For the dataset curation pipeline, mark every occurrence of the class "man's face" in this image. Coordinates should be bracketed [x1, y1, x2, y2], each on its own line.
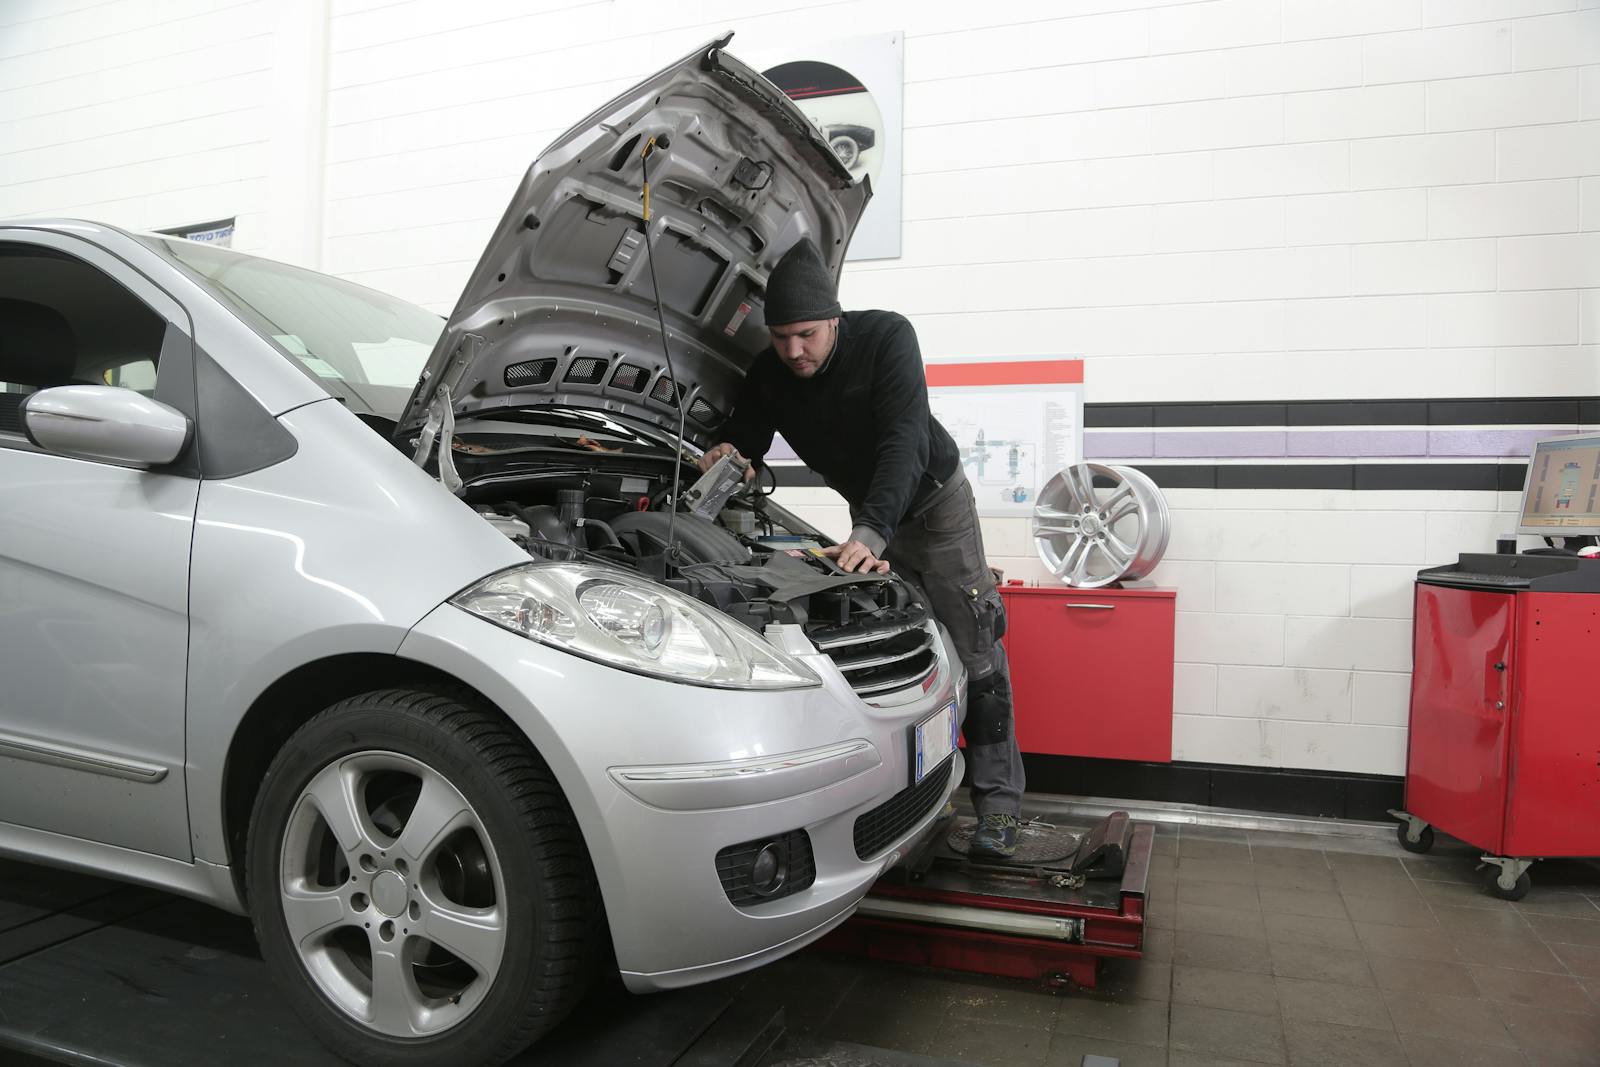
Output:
[769, 318, 838, 378]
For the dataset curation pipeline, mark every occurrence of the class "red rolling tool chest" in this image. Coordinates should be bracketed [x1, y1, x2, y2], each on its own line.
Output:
[1393, 553, 1600, 899]
[999, 583, 1176, 762]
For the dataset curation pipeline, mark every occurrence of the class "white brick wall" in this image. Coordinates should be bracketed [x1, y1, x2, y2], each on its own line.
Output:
[4, 0, 1597, 776]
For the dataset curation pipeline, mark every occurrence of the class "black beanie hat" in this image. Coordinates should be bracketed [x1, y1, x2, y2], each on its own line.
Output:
[763, 238, 841, 326]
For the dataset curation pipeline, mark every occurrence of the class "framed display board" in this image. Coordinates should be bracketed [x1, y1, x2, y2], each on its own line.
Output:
[926, 358, 1085, 517]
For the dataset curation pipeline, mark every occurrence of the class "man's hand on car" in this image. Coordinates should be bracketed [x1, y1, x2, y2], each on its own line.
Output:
[699, 442, 756, 481]
[823, 540, 890, 574]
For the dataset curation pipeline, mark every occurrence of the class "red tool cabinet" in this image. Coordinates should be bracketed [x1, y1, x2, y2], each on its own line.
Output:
[1397, 553, 1600, 898]
[999, 584, 1176, 763]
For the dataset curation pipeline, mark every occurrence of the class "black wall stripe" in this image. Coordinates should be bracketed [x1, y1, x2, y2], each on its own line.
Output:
[1086, 395, 1600, 429]
[770, 463, 1529, 492]
[1006, 755, 1404, 822]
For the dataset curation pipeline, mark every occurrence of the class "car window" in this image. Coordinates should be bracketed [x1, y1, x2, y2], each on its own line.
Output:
[0, 245, 168, 439]
[145, 237, 443, 419]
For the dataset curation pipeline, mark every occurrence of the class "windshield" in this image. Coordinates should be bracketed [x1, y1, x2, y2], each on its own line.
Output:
[144, 236, 442, 418]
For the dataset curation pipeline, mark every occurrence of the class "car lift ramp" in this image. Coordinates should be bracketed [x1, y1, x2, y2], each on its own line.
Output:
[818, 812, 1152, 989]
[0, 859, 780, 1067]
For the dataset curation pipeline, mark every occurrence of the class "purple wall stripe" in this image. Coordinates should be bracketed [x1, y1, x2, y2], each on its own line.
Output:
[1085, 425, 1581, 461]
[1080, 430, 1154, 458]
[1288, 430, 1429, 457]
[1153, 430, 1289, 458]
[1425, 427, 1576, 457]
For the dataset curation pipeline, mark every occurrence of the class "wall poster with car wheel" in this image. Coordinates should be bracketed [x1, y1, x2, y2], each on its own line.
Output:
[755, 32, 903, 261]
[925, 359, 1086, 517]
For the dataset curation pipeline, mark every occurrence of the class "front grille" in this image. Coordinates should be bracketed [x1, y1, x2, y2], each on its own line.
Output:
[817, 622, 938, 697]
[805, 581, 937, 699]
[503, 358, 556, 386]
[715, 829, 815, 907]
[853, 755, 955, 860]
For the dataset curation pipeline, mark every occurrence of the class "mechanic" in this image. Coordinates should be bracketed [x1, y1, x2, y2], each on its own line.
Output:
[700, 239, 1026, 858]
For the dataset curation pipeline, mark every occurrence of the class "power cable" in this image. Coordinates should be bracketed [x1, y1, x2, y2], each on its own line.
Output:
[639, 134, 689, 569]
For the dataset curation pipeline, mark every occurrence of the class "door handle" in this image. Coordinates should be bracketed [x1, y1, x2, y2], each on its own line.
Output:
[1065, 603, 1116, 610]
[1494, 662, 1506, 671]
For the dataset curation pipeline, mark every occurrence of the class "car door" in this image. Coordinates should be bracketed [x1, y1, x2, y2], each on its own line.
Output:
[0, 230, 198, 860]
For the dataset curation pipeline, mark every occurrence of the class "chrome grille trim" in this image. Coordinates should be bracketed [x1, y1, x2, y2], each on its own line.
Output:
[810, 620, 925, 651]
[814, 622, 938, 697]
[849, 660, 938, 696]
[831, 630, 936, 673]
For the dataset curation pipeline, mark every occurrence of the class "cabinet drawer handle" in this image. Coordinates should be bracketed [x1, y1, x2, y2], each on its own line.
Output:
[1066, 603, 1117, 610]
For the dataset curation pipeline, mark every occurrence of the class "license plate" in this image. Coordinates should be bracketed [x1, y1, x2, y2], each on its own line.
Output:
[912, 700, 959, 785]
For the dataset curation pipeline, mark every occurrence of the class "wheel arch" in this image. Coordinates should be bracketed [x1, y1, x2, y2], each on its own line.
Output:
[221, 653, 568, 909]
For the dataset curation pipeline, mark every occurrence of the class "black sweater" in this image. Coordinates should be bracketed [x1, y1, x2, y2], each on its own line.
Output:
[719, 310, 960, 554]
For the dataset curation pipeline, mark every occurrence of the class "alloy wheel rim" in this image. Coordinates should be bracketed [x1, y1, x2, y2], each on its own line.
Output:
[279, 750, 507, 1038]
[1033, 463, 1171, 587]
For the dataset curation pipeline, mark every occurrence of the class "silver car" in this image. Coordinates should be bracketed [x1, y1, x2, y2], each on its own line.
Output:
[0, 36, 964, 1067]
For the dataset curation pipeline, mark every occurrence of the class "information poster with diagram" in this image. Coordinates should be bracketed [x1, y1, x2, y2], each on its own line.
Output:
[927, 362, 1084, 517]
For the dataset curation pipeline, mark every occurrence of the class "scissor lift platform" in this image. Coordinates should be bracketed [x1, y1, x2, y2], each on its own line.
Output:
[818, 812, 1153, 989]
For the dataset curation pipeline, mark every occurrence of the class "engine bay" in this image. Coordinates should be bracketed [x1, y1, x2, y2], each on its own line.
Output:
[445, 426, 940, 699]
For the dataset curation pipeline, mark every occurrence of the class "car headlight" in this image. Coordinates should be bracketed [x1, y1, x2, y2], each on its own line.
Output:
[451, 563, 821, 690]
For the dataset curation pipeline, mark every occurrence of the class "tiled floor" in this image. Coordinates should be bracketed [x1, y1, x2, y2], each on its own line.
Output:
[740, 821, 1600, 1067]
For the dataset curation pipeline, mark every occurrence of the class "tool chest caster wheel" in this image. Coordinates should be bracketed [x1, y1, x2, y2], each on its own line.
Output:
[1481, 860, 1533, 901]
[1396, 822, 1434, 854]
[1389, 810, 1434, 854]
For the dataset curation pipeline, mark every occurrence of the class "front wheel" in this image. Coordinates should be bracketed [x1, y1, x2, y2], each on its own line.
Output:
[247, 688, 600, 1067]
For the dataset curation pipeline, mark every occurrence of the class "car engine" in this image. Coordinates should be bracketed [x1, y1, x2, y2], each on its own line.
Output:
[452, 441, 940, 699]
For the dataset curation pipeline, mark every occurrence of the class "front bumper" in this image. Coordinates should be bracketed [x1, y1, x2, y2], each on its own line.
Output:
[397, 603, 966, 991]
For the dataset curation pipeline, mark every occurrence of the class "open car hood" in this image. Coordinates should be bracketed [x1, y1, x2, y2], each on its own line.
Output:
[396, 33, 871, 448]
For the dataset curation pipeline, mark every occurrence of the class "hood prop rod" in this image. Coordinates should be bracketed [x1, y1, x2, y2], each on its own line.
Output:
[640, 133, 689, 570]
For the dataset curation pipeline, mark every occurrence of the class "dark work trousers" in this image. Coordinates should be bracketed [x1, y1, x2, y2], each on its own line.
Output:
[883, 469, 1025, 818]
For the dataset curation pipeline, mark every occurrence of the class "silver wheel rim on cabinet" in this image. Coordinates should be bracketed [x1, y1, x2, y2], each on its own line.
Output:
[279, 750, 507, 1038]
[1032, 463, 1171, 588]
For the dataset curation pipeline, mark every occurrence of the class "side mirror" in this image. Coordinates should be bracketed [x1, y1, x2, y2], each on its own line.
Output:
[22, 386, 192, 469]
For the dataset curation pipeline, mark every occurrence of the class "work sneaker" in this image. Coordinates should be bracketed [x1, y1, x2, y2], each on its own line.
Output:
[969, 813, 1019, 859]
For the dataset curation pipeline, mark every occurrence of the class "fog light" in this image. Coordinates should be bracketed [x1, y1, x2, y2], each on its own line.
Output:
[750, 842, 787, 896]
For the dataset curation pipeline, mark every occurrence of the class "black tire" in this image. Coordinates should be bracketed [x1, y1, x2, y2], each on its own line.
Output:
[1484, 866, 1532, 902]
[1396, 822, 1434, 854]
[246, 688, 601, 1067]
